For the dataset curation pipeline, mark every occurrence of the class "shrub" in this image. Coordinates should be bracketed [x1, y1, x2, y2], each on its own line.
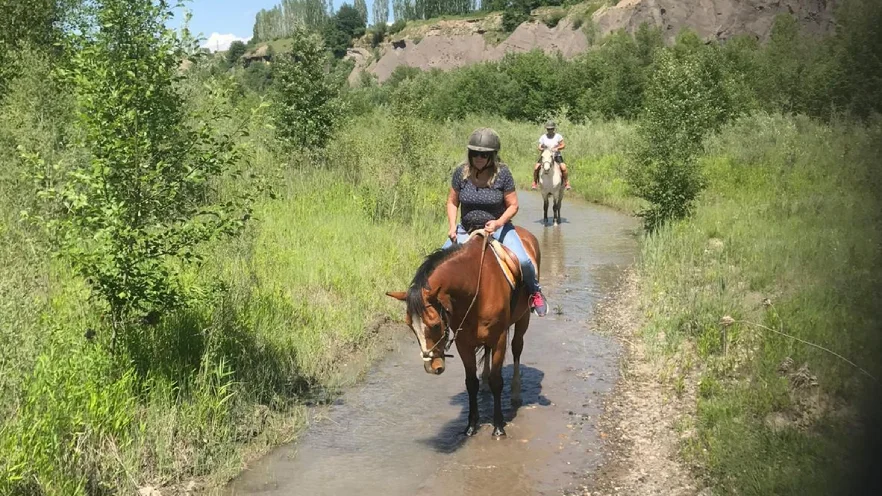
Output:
[272, 29, 348, 150]
[25, 0, 259, 345]
[543, 10, 565, 28]
[627, 37, 737, 231]
[502, 7, 529, 33]
[389, 19, 407, 34]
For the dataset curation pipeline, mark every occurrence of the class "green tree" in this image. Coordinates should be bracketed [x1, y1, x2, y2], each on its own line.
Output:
[354, 0, 368, 25]
[627, 39, 735, 231]
[226, 39, 247, 65]
[273, 28, 347, 150]
[372, 0, 390, 26]
[26, 0, 259, 344]
[323, 3, 366, 57]
[497, 50, 564, 121]
[831, 0, 882, 118]
[335, 3, 367, 38]
[0, 0, 84, 96]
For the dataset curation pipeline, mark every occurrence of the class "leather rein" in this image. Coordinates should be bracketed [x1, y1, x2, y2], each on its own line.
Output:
[421, 230, 489, 362]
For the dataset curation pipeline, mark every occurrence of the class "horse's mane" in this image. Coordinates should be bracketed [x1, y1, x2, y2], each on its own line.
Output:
[406, 242, 467, 317]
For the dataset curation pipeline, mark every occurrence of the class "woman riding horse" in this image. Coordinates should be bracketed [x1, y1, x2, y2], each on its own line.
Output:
[386, 128, 546, 437]
[444, 128, 547, 317]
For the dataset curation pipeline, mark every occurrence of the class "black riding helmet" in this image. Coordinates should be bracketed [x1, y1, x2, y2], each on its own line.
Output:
[467, 128, 501, 152]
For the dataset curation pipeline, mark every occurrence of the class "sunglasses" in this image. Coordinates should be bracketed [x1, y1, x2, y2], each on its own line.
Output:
[469, 151, 493, 158]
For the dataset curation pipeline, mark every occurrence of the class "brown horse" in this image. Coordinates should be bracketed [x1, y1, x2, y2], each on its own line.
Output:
[386, 227, 540, 437]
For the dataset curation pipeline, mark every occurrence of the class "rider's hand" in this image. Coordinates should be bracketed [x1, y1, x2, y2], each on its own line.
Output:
[448, 226, 458, 243]
[484, 220, 500, 234]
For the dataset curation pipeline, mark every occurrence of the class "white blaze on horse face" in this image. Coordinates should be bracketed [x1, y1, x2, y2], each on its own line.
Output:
[410, 312, 430, 359]
[541, 149, 554, 172]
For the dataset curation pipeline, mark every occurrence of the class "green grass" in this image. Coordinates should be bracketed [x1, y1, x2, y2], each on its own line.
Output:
[636, 114, 882, 494]
[0, 105, 443, 493]
[4, 80, 878, 494]
[0, 100, 650, 492]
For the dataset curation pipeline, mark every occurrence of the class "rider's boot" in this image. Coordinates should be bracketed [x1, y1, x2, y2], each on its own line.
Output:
[530, 291, 548, 317]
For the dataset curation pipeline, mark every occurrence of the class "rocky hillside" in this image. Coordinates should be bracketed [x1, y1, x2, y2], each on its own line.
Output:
[348, 0, 838, 84]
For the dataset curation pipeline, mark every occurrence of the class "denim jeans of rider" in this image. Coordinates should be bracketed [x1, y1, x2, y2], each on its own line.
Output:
[442, 223, 541, 293]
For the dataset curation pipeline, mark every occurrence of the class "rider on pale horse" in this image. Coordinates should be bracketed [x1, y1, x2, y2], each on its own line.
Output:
[531, 121, 571, 191]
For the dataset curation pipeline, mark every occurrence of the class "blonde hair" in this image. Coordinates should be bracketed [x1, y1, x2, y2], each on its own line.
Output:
[462, 152, 501, 186]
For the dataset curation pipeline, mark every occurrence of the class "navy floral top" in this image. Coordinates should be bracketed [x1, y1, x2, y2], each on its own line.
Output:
[451, 163, 516, 232]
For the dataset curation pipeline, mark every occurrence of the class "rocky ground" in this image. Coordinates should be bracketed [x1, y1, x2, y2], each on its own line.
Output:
[577, 269, 706, 496]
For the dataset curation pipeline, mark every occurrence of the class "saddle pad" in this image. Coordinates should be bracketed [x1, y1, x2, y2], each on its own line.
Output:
[467, 229, 537, 291]
[489, 240, 518, 290]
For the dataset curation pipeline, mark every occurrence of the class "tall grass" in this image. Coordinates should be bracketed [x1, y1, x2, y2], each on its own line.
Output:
[0, 56, 647, 489]
[0, 100, 444, 492]
[635, 114, 882, 495]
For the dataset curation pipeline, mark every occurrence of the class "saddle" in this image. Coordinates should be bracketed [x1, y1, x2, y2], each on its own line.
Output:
[467, 229, 536, 290]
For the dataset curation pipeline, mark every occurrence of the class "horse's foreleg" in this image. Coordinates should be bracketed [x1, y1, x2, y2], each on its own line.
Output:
[457, 340, 480, 436]
[480, 345, 491, 392]
[543, 196, 549, 225]
[489, 332, 508, 437]
[511, 314, 530, 407]
[554, 193, 563, 226]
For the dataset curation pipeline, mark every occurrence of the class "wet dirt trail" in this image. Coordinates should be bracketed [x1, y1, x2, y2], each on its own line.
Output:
[227, 192, 639, 496]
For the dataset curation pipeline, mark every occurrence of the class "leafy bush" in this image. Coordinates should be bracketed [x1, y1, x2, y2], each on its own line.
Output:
[564, 29, 655, 122]
[25, 0, 259, 345]
[626, 34, 738, 231]
[543, 9, 565, 28]
[389, 18, 407, 34]
[502, 7, 529, 32]
[226, 40, 247, 65]
[369, 22, 387, 47]
[272, 28, 348, 150]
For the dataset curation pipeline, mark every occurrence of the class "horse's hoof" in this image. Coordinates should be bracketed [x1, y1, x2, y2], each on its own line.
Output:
[492, 426, 506, 438]
[465, 425, 479, 437]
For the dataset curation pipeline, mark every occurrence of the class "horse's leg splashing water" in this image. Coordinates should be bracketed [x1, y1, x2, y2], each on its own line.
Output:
[457, 340, 481, 436]
[511, 313, 530, 406]
[489, 331, 509, 437]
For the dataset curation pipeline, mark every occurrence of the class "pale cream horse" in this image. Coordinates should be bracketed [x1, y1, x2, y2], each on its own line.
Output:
[538, 147, 563, 226]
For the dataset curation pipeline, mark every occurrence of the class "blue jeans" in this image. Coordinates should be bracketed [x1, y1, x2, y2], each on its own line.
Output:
[443, 223, 541, 294]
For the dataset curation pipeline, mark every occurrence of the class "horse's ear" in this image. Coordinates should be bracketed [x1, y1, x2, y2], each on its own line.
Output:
[386, 291, 407, 302]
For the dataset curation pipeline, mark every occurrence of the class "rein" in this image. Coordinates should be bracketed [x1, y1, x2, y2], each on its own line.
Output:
[422, 230, 490, 361]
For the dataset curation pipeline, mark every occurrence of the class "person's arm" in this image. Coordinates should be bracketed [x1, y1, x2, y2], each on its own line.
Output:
[556, 138, 566, 151]
[485, 170, 518, 233]
[538, 136, 545, 151]
[447, 187, 460, 241]
[497, 191, 519, 225]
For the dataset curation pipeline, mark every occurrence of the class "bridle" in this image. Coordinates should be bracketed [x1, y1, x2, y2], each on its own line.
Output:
[420, 232, 489, 362]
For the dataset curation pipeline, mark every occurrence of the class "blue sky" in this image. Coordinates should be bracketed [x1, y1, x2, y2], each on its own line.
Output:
[171, 0, 385, 51]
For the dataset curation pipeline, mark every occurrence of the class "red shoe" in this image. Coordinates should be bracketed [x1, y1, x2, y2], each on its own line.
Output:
[531, 181, 538, 190]
[530, 292, 547, 317]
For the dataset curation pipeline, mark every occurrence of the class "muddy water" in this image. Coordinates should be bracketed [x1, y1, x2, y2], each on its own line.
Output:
[227, 192, 639, 496]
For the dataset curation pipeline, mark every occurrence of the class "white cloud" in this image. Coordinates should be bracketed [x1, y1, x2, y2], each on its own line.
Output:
[201, 33, 252, 52]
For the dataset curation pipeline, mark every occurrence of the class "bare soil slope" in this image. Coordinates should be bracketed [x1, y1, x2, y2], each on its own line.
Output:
[350, 0, 838, 83]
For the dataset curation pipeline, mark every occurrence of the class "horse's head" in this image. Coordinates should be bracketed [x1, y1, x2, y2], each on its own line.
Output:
[386, 289, 452, 375]
[540, 148, 555, 173]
